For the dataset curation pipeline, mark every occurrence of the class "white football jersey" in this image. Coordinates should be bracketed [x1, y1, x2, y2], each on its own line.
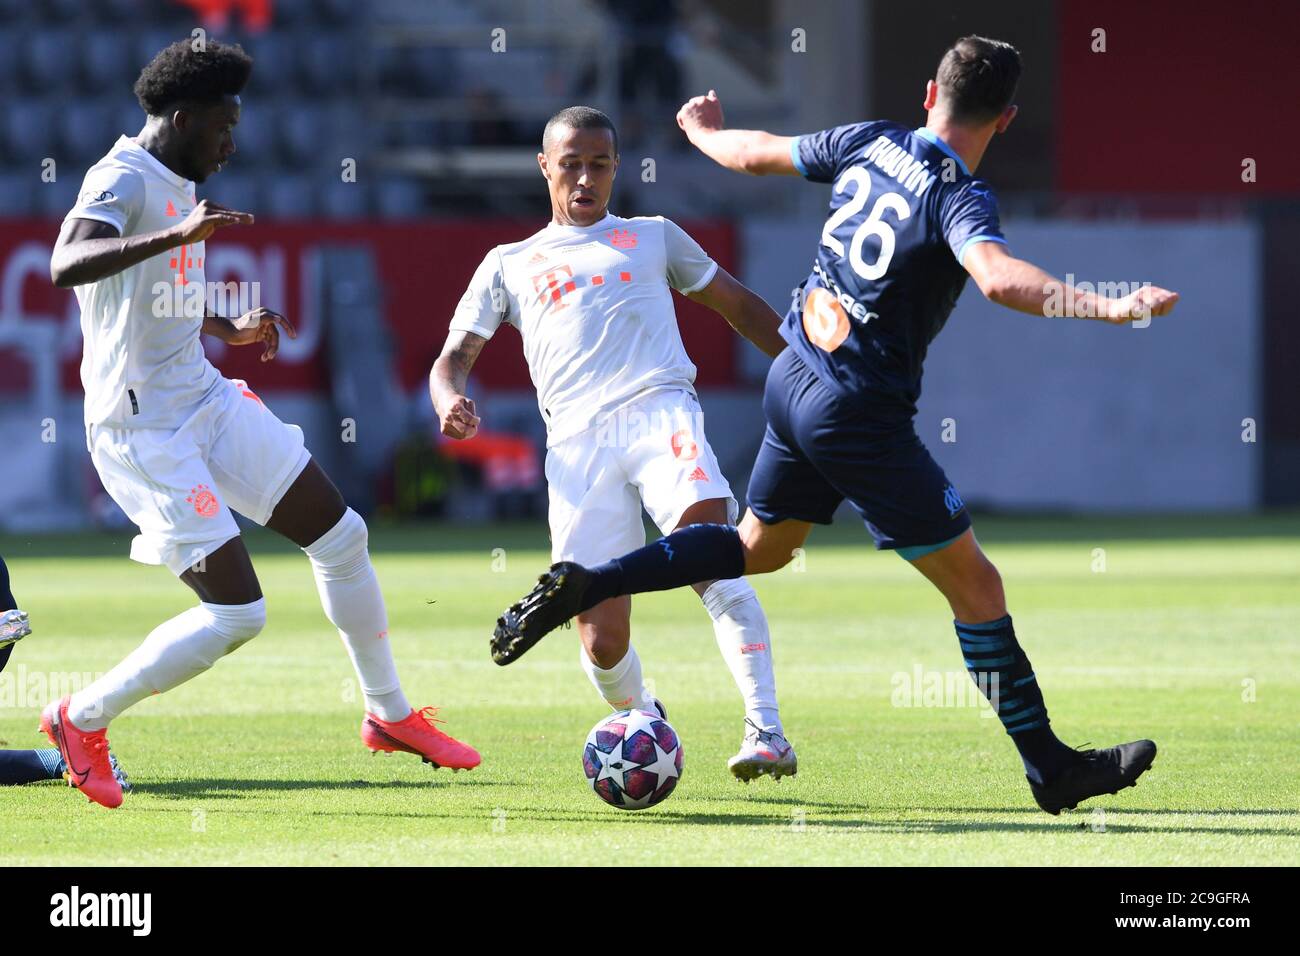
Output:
[449, 213, 719, 445]
[64, 135, 222, 432]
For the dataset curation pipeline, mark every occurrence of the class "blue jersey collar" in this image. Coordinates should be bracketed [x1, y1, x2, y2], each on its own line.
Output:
[913, 127, 970, 178]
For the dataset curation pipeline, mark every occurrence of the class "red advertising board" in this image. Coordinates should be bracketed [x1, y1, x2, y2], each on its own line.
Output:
[1057, 0, 1300, 195]
[0, 218, 738, 398]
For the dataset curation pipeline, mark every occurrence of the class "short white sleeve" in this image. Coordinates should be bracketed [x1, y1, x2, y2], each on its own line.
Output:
[449, 247, 511, 339]
[662, 218, 718, 294]
[64, 163, 145, 234]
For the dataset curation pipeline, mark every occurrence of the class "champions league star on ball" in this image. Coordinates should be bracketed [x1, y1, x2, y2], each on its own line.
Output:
[583, 708, 683, 810]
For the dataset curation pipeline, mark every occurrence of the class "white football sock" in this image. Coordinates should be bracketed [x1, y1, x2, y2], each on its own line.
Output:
[701, 579, 783, 735]
[579, 642, 655, 711]
[303, 508, 410, 722]
[67, 599, 266, 731]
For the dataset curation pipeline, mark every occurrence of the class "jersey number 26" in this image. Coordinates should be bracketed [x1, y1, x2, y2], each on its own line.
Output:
[820, 168, 911, 281]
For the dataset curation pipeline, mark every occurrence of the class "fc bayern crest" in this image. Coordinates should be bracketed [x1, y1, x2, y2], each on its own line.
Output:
[583, 709, 683, 810]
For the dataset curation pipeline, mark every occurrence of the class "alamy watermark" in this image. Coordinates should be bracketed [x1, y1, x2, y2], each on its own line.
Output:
[593, 406, 709, 453]
[1044, 275, 1154, 326]
[152, 279, 261, 319]
[890, 665, 1000, 716]
[0, 665, 105, 712]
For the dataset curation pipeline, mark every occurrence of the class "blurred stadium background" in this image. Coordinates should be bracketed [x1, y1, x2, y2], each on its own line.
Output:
[1, 0, 1297, 534]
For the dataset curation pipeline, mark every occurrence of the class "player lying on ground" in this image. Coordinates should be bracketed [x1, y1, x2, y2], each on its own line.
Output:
[494, 37, 1176, 815]
[45, 39, 479, 809]
[0, 555, 130, 791]
[432, 106, 795, 781]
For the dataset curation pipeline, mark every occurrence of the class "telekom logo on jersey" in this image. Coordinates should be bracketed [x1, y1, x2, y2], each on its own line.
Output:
[531, 263, 632, 311]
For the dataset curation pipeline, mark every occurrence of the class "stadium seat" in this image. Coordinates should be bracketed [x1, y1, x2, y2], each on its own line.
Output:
[261, 173, 315, 219]
[38, 177, 81, 219]
[268, 0, 314, 27]
[314, 0, 358, 25]
[241, 31, 295, 96]
[374, 43, 458, 99]
[382, 116, 441, 151]
[298, 32, 357, 96]
[21, 29, 78, 94]
[458, 49, 552, 101]
[0, 31, 19, 98]
[0, 0, 29, 29]
[5, 99, 59, 163]
[204, 171, 260, 213]
[36, 0, 82, 22]
[58, 102, 116, 166]
[374, 177, 425, 219]
[134, 28, 184, 77]
[417, 0, 484, 27]
[278, 105, 325, 167]
[229, 101, 277, 167]
[410, 45, 460, 98]
[371, 40, 405, 94]
[316, 101, 369, 181]
[116, 100, 146, 140]
[319, 177, 369, 220]
[80, 30, 133, 93]
[90, 0, 149, 24]
[0, 174, 35, 216]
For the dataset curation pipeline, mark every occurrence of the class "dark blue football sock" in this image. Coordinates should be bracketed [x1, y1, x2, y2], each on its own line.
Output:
[579, 523, 746, 613]
[956, 615, 1079, 785]
[0, 748, 63, 785]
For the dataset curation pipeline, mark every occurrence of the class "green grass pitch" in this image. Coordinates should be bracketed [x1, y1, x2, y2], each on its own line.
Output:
[1, 514, 1297, 866]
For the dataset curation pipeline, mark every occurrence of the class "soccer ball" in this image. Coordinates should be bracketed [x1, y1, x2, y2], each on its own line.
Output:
[583, 709, 683, 810]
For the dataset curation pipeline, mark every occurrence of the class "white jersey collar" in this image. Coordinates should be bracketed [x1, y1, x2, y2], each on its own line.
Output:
[545, 212, 616, 235]
[117, 135, 193, 191]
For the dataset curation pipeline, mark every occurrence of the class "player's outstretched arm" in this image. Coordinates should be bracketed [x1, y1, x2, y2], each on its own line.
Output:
[430, 330, 487, 439]
[50, 200, 254, 289]
[688, 267, 787, 357]
[677, 90, 799, 176]
[963, 241, 1179, 324]
[203, 307, 297, 362]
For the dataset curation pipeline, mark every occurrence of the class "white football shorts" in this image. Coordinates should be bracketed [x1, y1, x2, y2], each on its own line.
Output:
[88, 377, 311, 576]
[546, 388, 738, 565]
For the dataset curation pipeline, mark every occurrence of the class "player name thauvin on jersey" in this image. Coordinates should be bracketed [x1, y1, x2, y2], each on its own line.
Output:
[860, 136, 941, 196]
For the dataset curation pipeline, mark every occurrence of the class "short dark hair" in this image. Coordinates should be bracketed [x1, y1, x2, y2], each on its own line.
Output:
[133, 38, 253, 116]
[935, 36, 1021, 124]
[542, 105, 618, 155]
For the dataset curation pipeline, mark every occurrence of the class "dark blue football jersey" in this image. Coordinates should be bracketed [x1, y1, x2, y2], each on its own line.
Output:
[784, 121, 1007, 418]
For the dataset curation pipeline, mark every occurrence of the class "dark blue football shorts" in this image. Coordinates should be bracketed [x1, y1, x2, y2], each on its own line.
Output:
[746, 347, 971, 557]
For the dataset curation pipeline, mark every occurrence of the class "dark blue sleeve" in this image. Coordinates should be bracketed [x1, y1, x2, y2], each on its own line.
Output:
[792, 122, 885, 184]
[941, 179, 1007, 265]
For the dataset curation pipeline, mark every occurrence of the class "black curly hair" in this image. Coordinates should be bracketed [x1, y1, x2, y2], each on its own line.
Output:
[133, 38, 253, 116]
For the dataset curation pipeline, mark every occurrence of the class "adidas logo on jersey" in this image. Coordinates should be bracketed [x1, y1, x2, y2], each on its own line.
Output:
[527, 251, 548, 264]
[687, 466, 709, 482]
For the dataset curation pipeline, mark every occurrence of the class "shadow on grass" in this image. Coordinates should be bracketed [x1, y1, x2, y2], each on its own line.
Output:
[849, 816, 1298, 836]
[137, 776, 510, 799]
[4, 511, 1299, 562]
[742, 795, 1300, 818]
[476, 806, 1300, 836]
[119, 780, 1300, 836]
[122, 806, 1297, 836]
